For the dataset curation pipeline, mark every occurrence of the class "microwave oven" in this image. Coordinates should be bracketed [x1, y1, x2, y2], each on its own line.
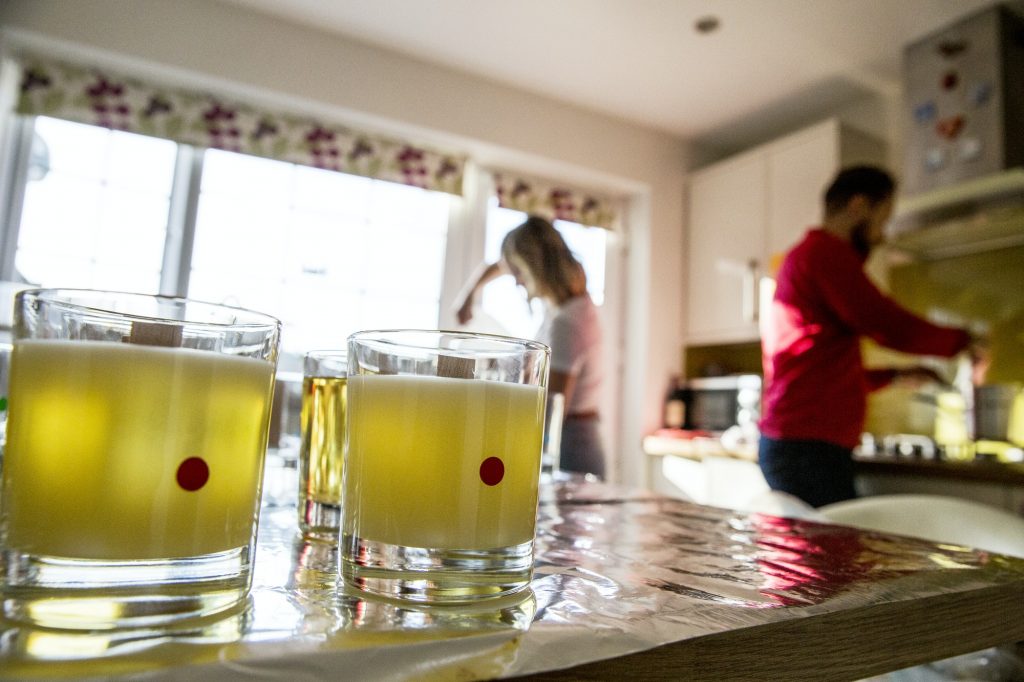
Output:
[677, 374, 762, 433]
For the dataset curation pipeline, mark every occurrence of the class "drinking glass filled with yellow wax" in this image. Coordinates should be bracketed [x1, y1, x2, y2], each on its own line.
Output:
[0, 289, 280, 630]
[345, 375, 544, 549]
[4, 341, 273, 559]
[342, 330, 549, 604]
[298, 350, 348, 537]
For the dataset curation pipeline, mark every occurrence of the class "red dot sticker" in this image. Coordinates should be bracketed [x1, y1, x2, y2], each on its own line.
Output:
[176, 457, 209, 491]
[479, 457, 504, 486]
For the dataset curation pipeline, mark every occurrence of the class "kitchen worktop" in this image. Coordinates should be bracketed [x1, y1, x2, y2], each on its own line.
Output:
[644, 432, 1024, 486]
[641, 430, 757, 462]
[854, 454, 1024, 486]
[644, 432, 1024, 514]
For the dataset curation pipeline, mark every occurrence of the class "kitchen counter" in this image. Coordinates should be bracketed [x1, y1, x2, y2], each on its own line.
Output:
[642, 432, 765, 507]
[854, 454, 1024, 486]
[641, 431, 757, 462]
[644, 432, 1024, 487]
[644, 434, 1024, 514]
[644, 433, 1024, 484]
[854, 453, 1024, 514]
[4, 475, 1024, 680]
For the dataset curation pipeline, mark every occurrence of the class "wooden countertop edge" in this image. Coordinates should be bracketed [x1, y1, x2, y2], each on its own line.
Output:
[511, 580, 1024, 681]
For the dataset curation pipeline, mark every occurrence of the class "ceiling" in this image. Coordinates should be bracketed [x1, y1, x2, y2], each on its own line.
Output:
[220, 0, 1005, 150]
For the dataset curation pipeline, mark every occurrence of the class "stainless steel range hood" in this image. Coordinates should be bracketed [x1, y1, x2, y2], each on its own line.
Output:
[889, 3, 1024, 259]
[888, 168, 1024, 259]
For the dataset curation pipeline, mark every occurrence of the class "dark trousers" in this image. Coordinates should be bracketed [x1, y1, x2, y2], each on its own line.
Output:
[758, 436, 858, 508]
[559, 418, 606, 480]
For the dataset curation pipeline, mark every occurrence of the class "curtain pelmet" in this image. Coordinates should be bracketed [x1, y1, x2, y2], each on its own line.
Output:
[493, 172, 619, 230]
[16, 56, 466, 196]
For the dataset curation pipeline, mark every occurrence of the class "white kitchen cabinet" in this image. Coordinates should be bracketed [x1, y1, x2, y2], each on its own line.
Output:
[686, 118, 886, 345]
[687, 150, 766, 343]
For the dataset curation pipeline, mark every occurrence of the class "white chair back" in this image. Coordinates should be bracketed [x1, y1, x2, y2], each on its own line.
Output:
[819, 494, 1024, 558]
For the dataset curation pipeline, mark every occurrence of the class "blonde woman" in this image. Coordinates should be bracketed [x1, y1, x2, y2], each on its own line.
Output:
[456, 216, 606, 479]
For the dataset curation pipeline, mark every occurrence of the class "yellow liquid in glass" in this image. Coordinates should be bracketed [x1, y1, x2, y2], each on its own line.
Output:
[299, 375, 347, 505]
[1, 340, 275, 560]
[344, 374, 545, 550]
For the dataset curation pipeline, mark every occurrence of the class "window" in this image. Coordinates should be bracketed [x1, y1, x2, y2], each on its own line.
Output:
[13, 117, 177, 293]
[480, 201, 608, 339]
[3, 118, 452, 361]
[1, 117, 621, 406]
[189, 150, 451, 354]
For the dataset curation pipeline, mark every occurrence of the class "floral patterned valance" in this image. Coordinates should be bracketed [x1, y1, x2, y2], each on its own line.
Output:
[15, 55, 465, 196]
[493, 171, 619, 230]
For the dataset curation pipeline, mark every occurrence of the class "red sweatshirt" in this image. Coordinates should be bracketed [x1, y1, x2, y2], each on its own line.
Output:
[760, 229, 970, 449]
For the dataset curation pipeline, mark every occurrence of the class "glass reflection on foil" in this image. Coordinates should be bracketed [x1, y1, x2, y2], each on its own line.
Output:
[280, 534, 346, 637]
[0, 606, 250, 678]
[342, 587, 537, 634]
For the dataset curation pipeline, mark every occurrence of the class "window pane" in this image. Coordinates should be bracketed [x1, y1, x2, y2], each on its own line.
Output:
[293, 164, 372, 216]
[480, 202, 607, 339]
[106, 129, 178, 193]
[189, 149, 451, 360]
[198, 148, 292, 205]
[14, 117, 175, 293]
[33, 117, 109, 181]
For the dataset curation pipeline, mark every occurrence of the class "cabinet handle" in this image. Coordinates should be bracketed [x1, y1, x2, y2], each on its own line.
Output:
[742, 259, 760, 324]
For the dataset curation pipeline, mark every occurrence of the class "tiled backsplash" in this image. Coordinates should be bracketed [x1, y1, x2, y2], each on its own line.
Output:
[865, 244, 1024, 436]
[886, 244, 1024, 383]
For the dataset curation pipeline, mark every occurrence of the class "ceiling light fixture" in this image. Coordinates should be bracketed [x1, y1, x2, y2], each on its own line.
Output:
[695, 15, 720, 34]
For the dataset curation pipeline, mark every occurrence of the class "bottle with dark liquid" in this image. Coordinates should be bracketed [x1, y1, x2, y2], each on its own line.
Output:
[663, 375, 687, 429]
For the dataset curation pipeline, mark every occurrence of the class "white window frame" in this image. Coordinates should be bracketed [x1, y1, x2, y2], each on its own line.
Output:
[159, 145, 204, 298]
[0, 116, 33, 280]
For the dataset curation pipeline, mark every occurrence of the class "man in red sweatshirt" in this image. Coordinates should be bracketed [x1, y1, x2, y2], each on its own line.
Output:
[759, 165, 983, 508]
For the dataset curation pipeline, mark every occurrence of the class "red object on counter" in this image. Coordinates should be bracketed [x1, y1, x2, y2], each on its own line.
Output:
[760, 229, 970, 450]
[652, 428, 715, 440]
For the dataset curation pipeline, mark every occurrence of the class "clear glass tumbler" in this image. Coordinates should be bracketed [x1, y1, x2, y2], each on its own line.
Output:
[298, 350, 348, 538]
[0, 289, 280, 629]
[342, 330, 549, 603]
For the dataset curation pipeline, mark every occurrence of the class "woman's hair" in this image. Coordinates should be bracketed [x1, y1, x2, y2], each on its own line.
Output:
[500, 215, 587, 303]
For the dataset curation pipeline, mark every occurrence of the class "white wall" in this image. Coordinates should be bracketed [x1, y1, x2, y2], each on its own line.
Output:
[692, 91, 901, 172]
[0, 0, 693, 487]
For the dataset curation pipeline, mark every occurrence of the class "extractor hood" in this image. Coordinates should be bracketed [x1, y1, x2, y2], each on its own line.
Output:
[887, 168, 1024, 259]
[888, 3, 1024, 259]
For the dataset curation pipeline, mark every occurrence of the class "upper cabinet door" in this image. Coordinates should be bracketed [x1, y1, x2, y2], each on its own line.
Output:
[685, 119, 886, 346]
[765, 122, 839, 270]
[686, 152, 766, 344]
